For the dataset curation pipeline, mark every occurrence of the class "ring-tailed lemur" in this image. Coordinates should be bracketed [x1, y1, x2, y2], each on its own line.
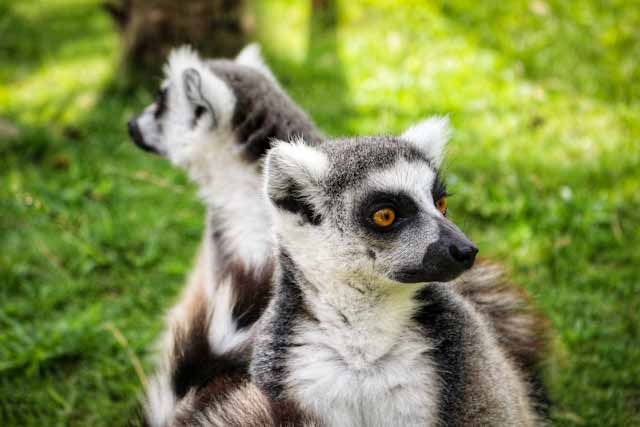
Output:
[247, 122, 544, 426]
[127, 44, 324, 426]
[128, 46, 549, 425]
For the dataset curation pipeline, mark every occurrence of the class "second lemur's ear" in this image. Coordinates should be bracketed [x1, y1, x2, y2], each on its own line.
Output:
[264, 139, 328, 225]
[235, 43, 278, 84]
[183, 68, 205, 105]
[165, 46, 236, 129]
[401, 116, 451, 168]
[182, 68, 217, 127]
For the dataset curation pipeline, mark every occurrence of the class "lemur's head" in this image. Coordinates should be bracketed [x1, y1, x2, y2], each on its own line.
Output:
[127, 44, 277, 170]
[265, 117, 477, 285]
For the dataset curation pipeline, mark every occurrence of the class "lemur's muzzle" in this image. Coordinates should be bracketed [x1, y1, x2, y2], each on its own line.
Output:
[396, 218, 478, 284]
[127, 117, 159, 154]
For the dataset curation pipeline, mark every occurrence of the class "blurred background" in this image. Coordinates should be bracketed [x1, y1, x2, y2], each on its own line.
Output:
[1, 0, 638, 425]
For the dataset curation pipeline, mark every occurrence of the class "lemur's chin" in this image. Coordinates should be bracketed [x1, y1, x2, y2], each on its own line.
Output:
[392, 268, 469, 284]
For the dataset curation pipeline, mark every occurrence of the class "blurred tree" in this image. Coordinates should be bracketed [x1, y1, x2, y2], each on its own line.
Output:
[104, 0, 249, 80]
[310, 0, 337, 50]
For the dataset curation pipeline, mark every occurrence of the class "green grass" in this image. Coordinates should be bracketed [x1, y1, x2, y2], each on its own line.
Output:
[1, 0, 638, 425]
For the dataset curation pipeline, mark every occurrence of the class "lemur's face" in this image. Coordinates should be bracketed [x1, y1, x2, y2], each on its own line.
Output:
[266, 118, 477, 285]
[127, 46, 237, 170]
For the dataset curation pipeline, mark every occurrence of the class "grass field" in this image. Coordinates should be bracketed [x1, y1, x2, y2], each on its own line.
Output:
[1, 0, 639, 425]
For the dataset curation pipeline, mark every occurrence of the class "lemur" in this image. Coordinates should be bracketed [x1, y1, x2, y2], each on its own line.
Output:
[127, 46, 549, 425]
[128, 44, 324, 426]
[248, 126, 543, 426]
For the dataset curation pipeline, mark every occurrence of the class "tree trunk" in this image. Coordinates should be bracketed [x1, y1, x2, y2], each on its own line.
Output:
[105, 0, 248, 80]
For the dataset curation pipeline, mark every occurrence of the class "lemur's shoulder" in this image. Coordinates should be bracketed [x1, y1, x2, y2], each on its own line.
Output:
[414, 283, 543, 426]
[452, 261, 552, 416]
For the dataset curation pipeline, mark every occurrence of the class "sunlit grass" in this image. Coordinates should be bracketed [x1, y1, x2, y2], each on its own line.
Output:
[1, 58, 113, 125]
[1, 0, 638, 425]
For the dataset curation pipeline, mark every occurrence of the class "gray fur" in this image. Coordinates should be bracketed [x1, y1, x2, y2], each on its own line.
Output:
[250, 250, 310, 400]
[128, 45, 324, 164]
[206, 59, 324, 159]
[321, 136, 432, 193]
[250, 135, 542, 426]
[264, 136, 465, 282]
[414, 283, 529, 425]
[131, 46, 549, 426]
[134, 45, 327, 427]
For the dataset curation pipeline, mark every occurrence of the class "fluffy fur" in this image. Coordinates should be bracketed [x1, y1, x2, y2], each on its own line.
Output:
[453, 261, 551, 415]
[146, 292, 319, 427]
[128, 46, 550, 426]
[250, 125, 544, 426]
[129, 44, 324, 426]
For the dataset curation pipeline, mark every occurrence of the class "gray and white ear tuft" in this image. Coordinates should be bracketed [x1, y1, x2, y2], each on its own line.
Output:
[164, 45, 235, 129]
[183, 68, 203, 104]
[264, 139, 328, 224]
[182, 67, 217, 127]
[401, 116, 451, 168]
[235, 43, 278, 84]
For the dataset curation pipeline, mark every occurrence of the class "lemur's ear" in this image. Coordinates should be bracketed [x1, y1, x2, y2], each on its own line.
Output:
[165, 46, 236, 129]
[264, 139, 328, 224]
[401, 116, 451, 168]
[235, 43, 278, 84]
[183, 68, 204, 105]
[182, 68, 217, 127]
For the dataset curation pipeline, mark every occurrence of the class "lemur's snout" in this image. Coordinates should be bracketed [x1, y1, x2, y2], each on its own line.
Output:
[128, 118, 142, 143]
[409, 218, 478, 283]
[128, 117, 158, 154]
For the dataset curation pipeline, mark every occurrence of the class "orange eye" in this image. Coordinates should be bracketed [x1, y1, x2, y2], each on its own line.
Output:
[435, 196, 447, 214]
[372, 208, 396, 227]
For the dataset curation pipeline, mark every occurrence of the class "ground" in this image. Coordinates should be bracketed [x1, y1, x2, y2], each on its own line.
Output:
[1, 0, 638, 425]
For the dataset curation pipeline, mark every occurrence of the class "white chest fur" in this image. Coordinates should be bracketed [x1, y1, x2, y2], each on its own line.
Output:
[191, 131, 274, 270]
[284, 291, 440, 427]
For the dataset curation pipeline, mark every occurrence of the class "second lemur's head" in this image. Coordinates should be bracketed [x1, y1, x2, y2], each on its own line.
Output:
[265, 117, 478, 285]
[126, 44, 279, 174]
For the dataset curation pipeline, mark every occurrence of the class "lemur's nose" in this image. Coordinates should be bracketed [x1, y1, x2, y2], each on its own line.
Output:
[127, 118, 143, 145]
[127, 118, 159, 154]
[449, 243, 478, 268]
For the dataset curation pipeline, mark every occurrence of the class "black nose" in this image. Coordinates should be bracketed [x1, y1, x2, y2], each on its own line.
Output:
[127, 118, 143, 145]
[449, 243, 478, 268]
[127, 118, 159, 154]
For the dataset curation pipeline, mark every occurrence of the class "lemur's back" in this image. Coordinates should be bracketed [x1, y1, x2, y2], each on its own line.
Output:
[207, 59, 325, 160]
